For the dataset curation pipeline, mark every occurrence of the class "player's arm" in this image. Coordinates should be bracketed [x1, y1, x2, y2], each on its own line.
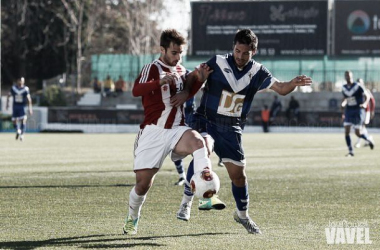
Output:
[270, 75, 312, 96]
[27, 94, 33, 115]
[132, 64, 171, 97]
[341, 97, 347, 108]
[170, 63, 213, 107]
[5, 92, 11, 110]
[341, 97, 347, 120]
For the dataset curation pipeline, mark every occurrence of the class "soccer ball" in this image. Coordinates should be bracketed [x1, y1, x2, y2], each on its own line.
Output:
[190, 168, 220, 198]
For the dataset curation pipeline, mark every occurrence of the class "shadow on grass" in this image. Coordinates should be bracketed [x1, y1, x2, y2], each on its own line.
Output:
[0, 184, 133, 189]
[0, 232, 230, 249]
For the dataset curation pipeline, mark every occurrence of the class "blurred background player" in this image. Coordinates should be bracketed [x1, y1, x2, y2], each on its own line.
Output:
[354, 78, 375, 148]
[270, 95, 282, 122]
[103, 75, 115, 96]
[176, 29, 312, 234]
[92, 77, 102, 93]
[115, 75, 127, 95]
[6, 77, 33, 141]
[341, 71, 374, 156]
[286, 96, 300, 123]
[261, 105, 270, 132]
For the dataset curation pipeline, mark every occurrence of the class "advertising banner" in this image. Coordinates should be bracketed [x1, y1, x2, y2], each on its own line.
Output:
[191, 1, 328, 57]
[334, 0, 380, 56]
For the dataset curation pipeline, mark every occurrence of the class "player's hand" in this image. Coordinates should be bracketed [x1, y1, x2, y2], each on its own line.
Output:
[29, 109, 33, 115]
[360, 103, 367, 109]
[292, 75, 312, 87]
[195, 63, 213, 82]
[170, 91, 189, 107]
[160, 73, 178, 88]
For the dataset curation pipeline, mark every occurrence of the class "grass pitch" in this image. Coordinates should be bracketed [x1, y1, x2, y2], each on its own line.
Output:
[0, 132, 379, 249]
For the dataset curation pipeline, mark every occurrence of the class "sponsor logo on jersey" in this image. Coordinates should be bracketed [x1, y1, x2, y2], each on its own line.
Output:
[217, 90, 245, 117]
[223, 68, 232, 74]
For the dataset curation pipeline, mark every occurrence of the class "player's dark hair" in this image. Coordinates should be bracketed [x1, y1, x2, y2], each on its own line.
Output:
[160, 29, 185, 50]
[234, 29, 258, 51]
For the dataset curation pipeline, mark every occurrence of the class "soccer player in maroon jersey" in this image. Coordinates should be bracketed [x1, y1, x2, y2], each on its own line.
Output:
[354, 78, 376, 148]
[122, 29, 216, 235]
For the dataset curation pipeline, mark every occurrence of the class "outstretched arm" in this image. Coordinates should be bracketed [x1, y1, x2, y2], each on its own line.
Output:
[270, 75, 312, 96]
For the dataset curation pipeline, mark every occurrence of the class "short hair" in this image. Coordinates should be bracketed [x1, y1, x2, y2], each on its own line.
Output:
[16, 77, 25, 83]
[160, 29, 185, 50]
[234, 29, 258, 50]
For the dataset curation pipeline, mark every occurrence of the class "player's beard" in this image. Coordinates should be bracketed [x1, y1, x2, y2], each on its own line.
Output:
[233, 56, 248, 69]
[162, 54, 178, 67]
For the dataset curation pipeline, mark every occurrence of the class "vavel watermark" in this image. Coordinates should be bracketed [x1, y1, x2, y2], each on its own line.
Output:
[325, 220, 372, 245]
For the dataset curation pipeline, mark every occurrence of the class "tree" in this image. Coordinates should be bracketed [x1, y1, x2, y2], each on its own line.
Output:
[1, 0, 167, 92]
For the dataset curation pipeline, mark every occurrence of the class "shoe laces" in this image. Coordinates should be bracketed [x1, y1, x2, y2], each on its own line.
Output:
[125, 217, 137, 230]
[180, 203, 191, 213]
[242, 217, 259, 231]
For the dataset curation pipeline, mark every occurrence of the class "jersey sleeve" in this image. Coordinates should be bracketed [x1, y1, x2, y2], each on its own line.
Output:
[185, 56, 217, 98]
[358, 85, 365, 95]
[132, 63, 161, 97]
[205, 56, 217, 70]
[258, 65, 278, 91]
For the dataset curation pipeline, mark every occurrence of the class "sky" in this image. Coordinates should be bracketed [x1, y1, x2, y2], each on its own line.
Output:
[159, 0, 191, 39]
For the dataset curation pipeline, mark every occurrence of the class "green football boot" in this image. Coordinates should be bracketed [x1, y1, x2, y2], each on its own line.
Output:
[123, 214, 139, 235]
[198, 195, 226, 210]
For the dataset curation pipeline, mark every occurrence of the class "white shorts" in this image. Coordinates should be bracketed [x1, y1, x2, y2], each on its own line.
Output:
[134, 124, 191, 171]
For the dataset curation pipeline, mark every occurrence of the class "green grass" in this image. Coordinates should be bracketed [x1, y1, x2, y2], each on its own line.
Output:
[0, 132, 379, 249]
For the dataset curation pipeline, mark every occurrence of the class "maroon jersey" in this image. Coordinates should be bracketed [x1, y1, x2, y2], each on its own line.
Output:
[133, 59, 189, 129]
[366, 91, 375, 113]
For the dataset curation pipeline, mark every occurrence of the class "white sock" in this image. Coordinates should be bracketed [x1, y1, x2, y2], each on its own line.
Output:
[181, 194, 193, 206]
[362, 127, 368, 137]
[128, 186, 146, 219]
[193, 147, 211, 173]
[237, 209, 248, 219]
[179, 173, 186, 179]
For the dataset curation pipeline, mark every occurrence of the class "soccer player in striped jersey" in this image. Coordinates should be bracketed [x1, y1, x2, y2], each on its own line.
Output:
[6, 77, 33, 141]
[122, 29, 216, 235]
[341, 72, 374, 156]
[176, 29, 312, 234]
[354, 78, 375, 148]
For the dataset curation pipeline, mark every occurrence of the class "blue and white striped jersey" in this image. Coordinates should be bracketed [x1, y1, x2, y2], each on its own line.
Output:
[196, 53, 278, 127]
[342, 82, 365, 110]
[10, 85, 30, 107]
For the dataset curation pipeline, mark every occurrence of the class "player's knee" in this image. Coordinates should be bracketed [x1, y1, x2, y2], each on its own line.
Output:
[231, 174, 246, 186]
[191, 136, 206, 151]
[134, 182, 150, 196]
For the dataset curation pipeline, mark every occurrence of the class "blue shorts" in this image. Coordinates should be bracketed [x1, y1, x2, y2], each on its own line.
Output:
[344, 108, 365, 128]
[191, 113, 245, 166]
[12, 106, 26, 120]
